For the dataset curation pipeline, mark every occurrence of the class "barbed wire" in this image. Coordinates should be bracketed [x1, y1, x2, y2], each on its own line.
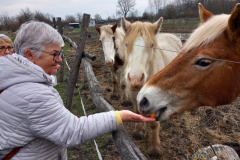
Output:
[100, 40, 240, 64]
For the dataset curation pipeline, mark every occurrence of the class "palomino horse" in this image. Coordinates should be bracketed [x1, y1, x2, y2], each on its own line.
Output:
[121, 17, 182, 155]
[95, 23, 126, 99]
[137, 3, 240, 123]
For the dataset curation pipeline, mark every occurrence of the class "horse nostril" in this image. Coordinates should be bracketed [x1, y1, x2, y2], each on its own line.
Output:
[140, 97, 149, 109]
[127, 73, 131, 82]
[140, 73, 144, 83]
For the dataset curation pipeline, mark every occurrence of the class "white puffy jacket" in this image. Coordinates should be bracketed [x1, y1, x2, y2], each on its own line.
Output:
[0, 54, 117, 160]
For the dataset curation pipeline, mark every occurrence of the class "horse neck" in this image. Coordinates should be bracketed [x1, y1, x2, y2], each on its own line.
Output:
[115, 28, 125, 45]
[151, 47, 168, 76]
[155, 33, 180, 66]
[114, 28, 125, 59]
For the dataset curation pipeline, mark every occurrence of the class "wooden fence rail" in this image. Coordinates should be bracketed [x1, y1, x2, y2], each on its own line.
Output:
[62, 35, 148, 160]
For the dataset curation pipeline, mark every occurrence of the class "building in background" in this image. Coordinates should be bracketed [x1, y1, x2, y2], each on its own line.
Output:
[69, 23, 80, 28]
[89, 20, 95, 27]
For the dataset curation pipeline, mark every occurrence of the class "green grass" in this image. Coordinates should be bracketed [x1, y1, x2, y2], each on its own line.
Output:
[67, 151, 73, 158]
[73, 28, 81, 32]
[162, 20, 200, 27]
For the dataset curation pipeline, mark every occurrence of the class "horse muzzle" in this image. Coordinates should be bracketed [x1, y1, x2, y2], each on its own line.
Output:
[138, 96, 168, 121]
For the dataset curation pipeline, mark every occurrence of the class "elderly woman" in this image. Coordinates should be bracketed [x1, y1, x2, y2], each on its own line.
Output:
[0, 34, 13, 56]
[0, 21, 155, 160]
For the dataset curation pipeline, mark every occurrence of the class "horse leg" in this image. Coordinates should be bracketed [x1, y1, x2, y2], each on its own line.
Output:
[119, 74, 128, 101]
[147, 121, 161, 156]
[110, 67, 119, 97]
[112, 75, 118, 93]
[121, 83, 128, 101]
[130, 91, 147, 139]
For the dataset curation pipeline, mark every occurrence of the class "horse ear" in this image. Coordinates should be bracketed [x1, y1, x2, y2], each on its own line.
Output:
[198, 3, 214, 23]
[227, 3, 240, 42]
[121, 17, 131, 33]
[95, 25, 100, 34]
[153, 17, 163, 34]
[111, 22, 118, 33]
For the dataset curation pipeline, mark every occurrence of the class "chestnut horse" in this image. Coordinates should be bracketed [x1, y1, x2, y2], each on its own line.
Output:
[137, 3, 240, 124]
[121, 17, 182, 155]
[95, 23, 126, 99]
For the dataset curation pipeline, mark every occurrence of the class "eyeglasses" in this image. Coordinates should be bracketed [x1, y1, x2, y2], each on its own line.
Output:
[30, 48, 63, 61]
[0, 46, 13, 53]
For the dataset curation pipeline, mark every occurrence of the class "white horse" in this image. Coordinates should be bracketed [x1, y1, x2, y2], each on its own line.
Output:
[121, 17, 182, 155]
[95, 23, 127, 100]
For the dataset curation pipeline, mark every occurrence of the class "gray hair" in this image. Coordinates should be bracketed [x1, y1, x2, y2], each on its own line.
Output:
[0, 34, 9, 38]
[14, 21, 64, 57]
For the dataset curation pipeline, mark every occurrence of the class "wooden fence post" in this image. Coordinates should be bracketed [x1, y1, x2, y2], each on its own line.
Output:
[53, 17, 56, 29]
[57, 17, 64, 82]
[66, 14, 90, 111]
[57, 17, 63, 35]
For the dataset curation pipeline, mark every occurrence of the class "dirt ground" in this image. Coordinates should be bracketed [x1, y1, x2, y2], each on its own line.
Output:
[64, 30, 240, 160]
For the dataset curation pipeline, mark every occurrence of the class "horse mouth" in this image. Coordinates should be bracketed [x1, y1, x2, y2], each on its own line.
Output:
[130, 84, 143, 91]
[153, 107, 167, 121]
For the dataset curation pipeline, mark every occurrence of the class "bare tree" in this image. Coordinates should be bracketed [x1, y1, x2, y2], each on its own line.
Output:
[148, 0, 166, 15]
[106, 14, 116, 22]
[34, 11, 52, 24]
[116, 0, 136, 18]
[65, 15, 76, 23]
[75, 12, 83, 23]
[129, 9, 139, 22]
[16, 8, 34, 24]
[142, 11, 153, 21]
[164, 4, 177, 19]
[94, 14, 102, 21]
[0, 12, 17, 31]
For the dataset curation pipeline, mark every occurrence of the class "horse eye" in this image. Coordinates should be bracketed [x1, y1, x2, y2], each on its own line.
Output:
[195, 58, 213, 67]
[125, 43, 128, 47]
[99, 40, 102, 43]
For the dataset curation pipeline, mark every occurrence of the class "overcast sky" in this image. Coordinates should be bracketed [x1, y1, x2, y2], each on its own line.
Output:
[0, 0, 149, 19]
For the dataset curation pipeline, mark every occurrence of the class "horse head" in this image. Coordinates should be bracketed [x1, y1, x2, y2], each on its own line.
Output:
[121, 17, 163, 90]
[95, 22, 118, 67]
[137, 3, 240, 121]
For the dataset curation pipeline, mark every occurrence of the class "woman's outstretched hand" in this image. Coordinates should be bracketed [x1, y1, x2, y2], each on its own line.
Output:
[119, 110, 156, 122]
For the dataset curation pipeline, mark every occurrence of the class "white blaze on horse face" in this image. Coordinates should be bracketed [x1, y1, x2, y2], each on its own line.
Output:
[100, 32, 115, 67]
[137, 85, 181, 121]
[125, 37, 149, 90]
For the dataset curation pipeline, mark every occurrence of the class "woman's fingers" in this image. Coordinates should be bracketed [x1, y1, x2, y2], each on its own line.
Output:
[119, 110, 156, 122]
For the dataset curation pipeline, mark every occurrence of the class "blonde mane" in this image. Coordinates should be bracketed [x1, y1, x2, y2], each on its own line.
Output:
[124, 21, 158, 54]
[182, 14, 230, 52]
[100, 25, 114, 40]
[114, 27, 125, 47]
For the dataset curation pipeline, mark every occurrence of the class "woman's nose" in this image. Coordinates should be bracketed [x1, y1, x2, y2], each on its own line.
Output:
[56, 55, 62, 62]
[5, 48, 10, 53]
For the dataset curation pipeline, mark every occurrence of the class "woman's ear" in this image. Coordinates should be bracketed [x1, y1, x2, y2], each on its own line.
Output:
[24, 49, 35, 63]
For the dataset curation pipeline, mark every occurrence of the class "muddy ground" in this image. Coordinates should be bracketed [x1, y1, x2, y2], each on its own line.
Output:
[63, 28, 240, 160]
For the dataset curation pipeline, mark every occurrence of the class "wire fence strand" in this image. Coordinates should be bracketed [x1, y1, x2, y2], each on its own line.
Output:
[63, 54, 103, 160]
[101, 40, 240, 64]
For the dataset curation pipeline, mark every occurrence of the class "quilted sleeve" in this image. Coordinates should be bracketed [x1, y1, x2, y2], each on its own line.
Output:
[26, 84, 117, 147]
